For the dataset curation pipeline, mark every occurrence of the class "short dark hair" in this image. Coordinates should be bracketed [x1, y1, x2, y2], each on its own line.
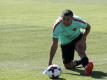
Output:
[62, 9, 73, 17]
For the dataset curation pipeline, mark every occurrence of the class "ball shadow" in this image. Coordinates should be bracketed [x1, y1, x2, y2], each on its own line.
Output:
[52, 78, 66, 80]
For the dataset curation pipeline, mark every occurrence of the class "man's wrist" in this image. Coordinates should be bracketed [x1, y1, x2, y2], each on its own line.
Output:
[48, 60, 52, 66]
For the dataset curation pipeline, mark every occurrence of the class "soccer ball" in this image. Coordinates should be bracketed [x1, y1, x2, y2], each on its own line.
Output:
[43, 64, 62, 79]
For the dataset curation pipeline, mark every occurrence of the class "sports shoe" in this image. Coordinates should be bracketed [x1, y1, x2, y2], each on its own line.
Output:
[84, 62, 94, 76]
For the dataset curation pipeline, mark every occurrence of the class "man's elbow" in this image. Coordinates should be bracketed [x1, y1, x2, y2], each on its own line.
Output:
[52, 42, 58, 48]
[87, 23, 91, 29]
[86, 23, 91, 31]
[51, 38, 58, 48]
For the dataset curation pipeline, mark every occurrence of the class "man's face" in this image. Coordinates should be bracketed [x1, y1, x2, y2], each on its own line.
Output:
[62, 16, 73, 26]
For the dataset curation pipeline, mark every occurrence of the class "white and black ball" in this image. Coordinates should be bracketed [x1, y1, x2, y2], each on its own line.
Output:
[43, 64, 62, 79]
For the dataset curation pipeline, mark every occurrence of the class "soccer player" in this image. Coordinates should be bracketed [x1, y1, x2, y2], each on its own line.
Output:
[48, 9, 93, 75]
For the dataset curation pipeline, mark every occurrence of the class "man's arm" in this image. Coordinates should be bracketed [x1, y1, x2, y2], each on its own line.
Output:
[82, 23, 91, 40]
[48, 16, 61, 66]
[48, 38, 58, 66]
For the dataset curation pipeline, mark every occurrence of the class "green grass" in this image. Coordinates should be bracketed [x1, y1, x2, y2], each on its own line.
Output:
[0, 0, 107, 80]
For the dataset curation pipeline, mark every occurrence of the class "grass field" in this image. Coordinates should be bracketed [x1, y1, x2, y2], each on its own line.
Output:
[0, 0, 107, 80]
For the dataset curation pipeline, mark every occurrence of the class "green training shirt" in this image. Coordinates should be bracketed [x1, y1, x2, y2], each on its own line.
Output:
[53, 15, 88, 45]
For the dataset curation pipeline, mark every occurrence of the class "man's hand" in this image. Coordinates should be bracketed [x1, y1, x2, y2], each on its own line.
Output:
[48, 38, 58, 66]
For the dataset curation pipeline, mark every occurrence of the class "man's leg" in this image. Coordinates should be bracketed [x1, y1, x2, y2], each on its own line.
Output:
[75, 40, 93, 75]
[61, 43, 76, 70]
[75, 41, 88, 67]
[64, 61, 76, 70]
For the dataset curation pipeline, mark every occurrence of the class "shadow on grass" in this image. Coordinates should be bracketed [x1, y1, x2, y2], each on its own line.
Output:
[63, 68, 107, 79]
[91, 71, 107, 79]
[59, 78, 66, 80]
[52, 78, 66, 80]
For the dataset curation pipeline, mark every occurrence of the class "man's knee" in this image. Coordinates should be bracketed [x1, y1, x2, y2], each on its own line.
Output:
[76, 44, 86, 51]
[75, 43, 86, 58]
[76, 41, 86, 51]
[64, 61, 75, 70]
[64, 64, 71, 70]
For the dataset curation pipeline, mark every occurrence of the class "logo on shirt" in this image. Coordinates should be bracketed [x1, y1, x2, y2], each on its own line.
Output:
[72, 28, 77, 31]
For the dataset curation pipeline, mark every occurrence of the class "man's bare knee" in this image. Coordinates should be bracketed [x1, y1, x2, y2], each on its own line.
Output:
[64, 63, 72, 70]
[75, 43, 86, 58]
[64, 64, 70, 69]
[64, 62, 75, 70]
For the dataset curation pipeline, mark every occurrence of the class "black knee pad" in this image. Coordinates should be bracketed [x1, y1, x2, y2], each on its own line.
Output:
[81, 57, 89, 67]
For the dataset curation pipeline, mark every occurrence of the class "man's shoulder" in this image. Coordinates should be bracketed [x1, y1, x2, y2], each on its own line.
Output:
[73, 15, 86, 24]
[53, 16, 62, 32]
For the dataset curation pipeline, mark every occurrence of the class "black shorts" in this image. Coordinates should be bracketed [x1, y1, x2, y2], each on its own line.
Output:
[61, 34, 83, 64]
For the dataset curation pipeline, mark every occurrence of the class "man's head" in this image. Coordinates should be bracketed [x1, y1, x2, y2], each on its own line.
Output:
[62, 9, 73, 26]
